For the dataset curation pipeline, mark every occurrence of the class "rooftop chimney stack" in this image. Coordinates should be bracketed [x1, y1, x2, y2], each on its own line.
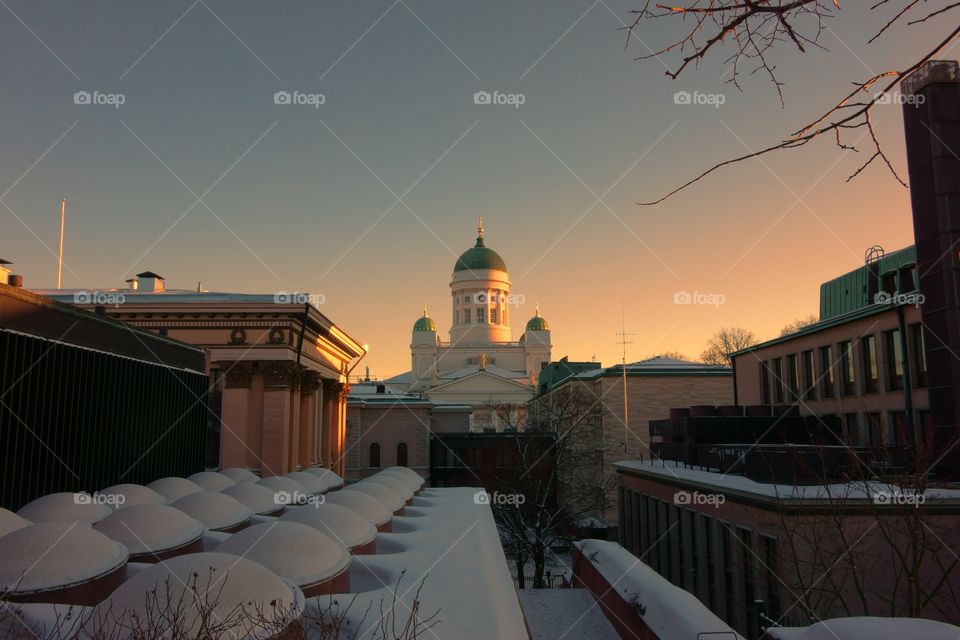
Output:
[901, 59, 960, 464]
[135, 271, 165, 293]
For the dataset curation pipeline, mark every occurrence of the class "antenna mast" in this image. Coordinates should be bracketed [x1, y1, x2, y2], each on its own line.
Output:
[57, 198, 66, 289]
[615, 307, 637, 454]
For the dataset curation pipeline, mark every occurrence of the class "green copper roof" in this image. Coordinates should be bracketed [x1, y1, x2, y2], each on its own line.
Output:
[526, 315, 549, 331]
[413, 314, 437, 332]
[454, 236, 507, 273]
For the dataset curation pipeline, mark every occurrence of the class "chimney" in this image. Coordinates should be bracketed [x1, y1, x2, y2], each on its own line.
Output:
[901, 59, 960, 464]
[135, 271, 165, 293]
[7, 274, 22, 288]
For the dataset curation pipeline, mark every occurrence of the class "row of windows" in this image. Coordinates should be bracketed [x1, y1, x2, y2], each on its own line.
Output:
[453, 291, 508, 304]
[620, 488, 779, 638]
[758, 323, 927, 405]
[368, 442, 407, 468]
[454, 307, 503, 325]
[835, 409, 928, 447]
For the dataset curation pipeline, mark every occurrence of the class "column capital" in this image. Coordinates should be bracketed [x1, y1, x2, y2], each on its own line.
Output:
[262, 361, 302, 388]
[221, 361, 256, 388]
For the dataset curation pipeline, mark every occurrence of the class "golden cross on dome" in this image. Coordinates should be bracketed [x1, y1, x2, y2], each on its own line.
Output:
[477, 215, 484, 238]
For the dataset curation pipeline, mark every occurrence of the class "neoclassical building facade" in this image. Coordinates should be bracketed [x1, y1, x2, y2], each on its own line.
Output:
[387, 222, 553, 430]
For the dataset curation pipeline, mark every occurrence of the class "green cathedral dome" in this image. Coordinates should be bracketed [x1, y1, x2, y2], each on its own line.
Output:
[525, 304, 549, 331]
[453, 235, 507, 273]
[413, 311, 437, 332]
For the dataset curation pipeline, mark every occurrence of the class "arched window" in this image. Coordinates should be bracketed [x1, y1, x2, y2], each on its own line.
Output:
[369, 443, 381, 468]
[396, 442, 408, 467]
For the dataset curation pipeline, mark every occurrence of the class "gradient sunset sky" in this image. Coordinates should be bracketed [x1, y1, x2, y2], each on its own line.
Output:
[1, 1, 952, 376]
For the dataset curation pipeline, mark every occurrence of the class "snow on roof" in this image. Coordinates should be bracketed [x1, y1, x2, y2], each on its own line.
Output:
[0, 522, 128, 594]
[284, 471, 329, 495]
[215, 522, 350, 588]
[93, 505, 203, 555]
[0, 602, 89, 639]
[17, 492, 112, 524]
[301, 466, 344, 490]
[187, 471, 237, 492]
[615, 460, 960, 502]
[518, 589, 619, 640]
[146, 476, 204, 502]
[87, 552, 303, 640]
[0, 507, 31, 538]
[326, 487, 528, 640]
[219, 467, 260, 484]
[346, 481, 405, 512]
[279, 503, 376, 550]
[379, 466, 425, 489]
[324, 488, 392, 527]
[766, 617, 960, 640]
[221, 483, 283, 515]
[170, 491, 251, 531]
[574, 539, 742, 640]
[99, 483, 167, 508]
[361, 475, 415, 501]
[256, 475, 308, 497]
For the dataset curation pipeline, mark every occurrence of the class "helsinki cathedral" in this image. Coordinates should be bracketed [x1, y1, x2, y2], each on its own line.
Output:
[386, 220, 553, 423]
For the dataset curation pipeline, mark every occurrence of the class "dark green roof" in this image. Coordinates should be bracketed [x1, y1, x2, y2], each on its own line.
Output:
[413, 314, 437, 332]
[819, 246, 916, 320]
[454, 236, 507, 273]
[526, 315, 549, 331]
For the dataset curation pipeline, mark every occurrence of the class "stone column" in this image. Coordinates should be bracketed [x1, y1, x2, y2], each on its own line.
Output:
[260, 361, 300, 476]
[298, 372, 320, 469]
[219, 362, 255, 469]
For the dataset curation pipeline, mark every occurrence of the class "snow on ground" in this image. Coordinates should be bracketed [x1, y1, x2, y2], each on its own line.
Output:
[575, 539, 743, 640]
[518, 588, 619, 640]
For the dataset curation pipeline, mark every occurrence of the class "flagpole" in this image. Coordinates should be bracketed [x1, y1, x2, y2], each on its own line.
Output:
[57, 198, 65, 289]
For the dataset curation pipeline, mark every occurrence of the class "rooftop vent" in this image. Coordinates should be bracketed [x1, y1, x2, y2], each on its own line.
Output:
[134, 271, 165, 293]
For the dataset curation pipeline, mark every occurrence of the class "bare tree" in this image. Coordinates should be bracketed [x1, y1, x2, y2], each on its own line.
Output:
[751, 428, 960, 630]
[700, 326, 758, 366]
[492, 386, 615, 588]
[626, 1, 960, 204]
[779, 314, 819, 336]
[658, 350, 694, 361]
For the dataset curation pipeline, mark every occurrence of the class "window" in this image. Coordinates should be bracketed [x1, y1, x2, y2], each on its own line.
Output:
[889, 412, 908, 446]
[819, 346, 835, 398]
[477, 307, 485, 323]
[454, 310, 459, 324]
[862, 335, 878, 393]
[464, 308, 472, 324]
[866, 412, 882, 447]
[911, 324, 928, 387]
[771, 358, 784, 403]
[801, 350, 815, 400]
[882, 271, 897, 297]
[844, 413, 860, 445]
[786, 354, 799, 400]
[884, 329, 904, 391]
[740, 528, 756, 628]
[761, 535, 781, 621]
[369, 443, 381, 468]
[490, 308, 497, 324]
[396, 442, 408, 467]
[899, 265, 917, 292]
[839, 341, 856, 395]
[760, 362, 771, 404]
